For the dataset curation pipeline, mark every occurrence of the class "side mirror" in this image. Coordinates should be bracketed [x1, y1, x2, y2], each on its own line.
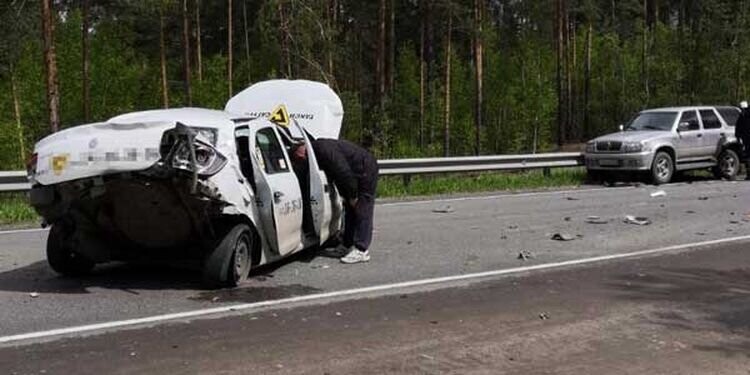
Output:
[619, 124, 624, 132]
[677, 122, 690, 132]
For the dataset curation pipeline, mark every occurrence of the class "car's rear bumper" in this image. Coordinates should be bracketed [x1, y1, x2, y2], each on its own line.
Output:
[584, 152, 654, 171]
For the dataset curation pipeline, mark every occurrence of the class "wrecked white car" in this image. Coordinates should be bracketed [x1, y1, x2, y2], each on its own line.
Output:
[27, 80, 345, 287]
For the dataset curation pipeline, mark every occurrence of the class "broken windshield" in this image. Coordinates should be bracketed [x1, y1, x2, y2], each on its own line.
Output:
[625, 112, 678, 131]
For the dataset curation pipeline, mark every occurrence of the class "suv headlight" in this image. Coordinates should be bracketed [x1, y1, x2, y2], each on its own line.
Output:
[585, 142, 596, 153]
[622, 141, 644, 153]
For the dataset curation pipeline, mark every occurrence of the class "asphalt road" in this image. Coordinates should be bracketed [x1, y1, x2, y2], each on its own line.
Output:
[2, 230, 750, 374]
[0, 180, 748, 367]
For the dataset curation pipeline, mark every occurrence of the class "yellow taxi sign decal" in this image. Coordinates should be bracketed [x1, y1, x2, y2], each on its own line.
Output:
[52, 155, 69, 176]
[269, 104, 290, 127]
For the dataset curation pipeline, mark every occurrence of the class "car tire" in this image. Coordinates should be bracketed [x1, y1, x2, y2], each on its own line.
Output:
[46, 222, 95, 276]
[203, 224, 252, 288]
[650, 151, 674, 185]
[713, 149, 739, 181]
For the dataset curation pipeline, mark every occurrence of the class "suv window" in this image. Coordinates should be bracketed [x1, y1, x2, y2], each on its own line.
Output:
[717, 107, 740, 127]
[255, 127, 290, 174]
[699, 109, 722, 129]
[679, 110, 700, 131]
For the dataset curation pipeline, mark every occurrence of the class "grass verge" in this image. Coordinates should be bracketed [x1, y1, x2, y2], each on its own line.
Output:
[0, 168, 588, 226]
[377, 167, 588, 198]
[0, 193, 39, 227]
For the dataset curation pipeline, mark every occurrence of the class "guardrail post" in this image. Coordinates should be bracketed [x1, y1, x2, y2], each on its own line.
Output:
[402, 174, 412, 189]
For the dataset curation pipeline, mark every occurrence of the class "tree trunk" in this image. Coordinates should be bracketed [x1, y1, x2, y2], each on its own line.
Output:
[473, 0, 483, 156]
[387, 0, 395, 95]
[227, 0, 233, 97]
[555, 0, 564, 147]
[419, 0, 425, 150]
[10, 65, 26, 164]
[278, 1, 291, 77]
[642, 0, 649, 106]
[327, 0, 337, 86]
[243, 0, 251, 86]
[584, 22, 592, 139]
[195, 0, 203, 82]
[81, 0, 91, 122]
[443, 6, 452, 157]
[41, 0, 60, 133]
[567, 17, 575, 140]
[159, 5, 169, 108]
[376, 0, 386, 107]
[182, 0, 192, 105]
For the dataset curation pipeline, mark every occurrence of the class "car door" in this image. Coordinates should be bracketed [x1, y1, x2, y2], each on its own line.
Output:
[675, 109, 703, 160]
[250, 126, 304, 256]
[293, 123, 334, 243]
[698, 108, 724, 158]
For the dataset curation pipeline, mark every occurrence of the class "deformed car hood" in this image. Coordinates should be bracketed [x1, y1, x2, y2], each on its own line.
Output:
[33, 121, 175, 186]
[591, 130, 671, 143]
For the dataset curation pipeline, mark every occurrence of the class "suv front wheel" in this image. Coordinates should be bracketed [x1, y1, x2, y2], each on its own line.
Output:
[713, 148, 740, 180]
[650, 151, 674, 185]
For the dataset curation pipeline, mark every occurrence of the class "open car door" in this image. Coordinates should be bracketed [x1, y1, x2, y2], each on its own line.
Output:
[294, 122, 337, 243]
[248, 125, 304, 256]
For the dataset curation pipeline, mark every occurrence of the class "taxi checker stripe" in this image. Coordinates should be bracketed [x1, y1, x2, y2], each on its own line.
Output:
[2, 234, 750, 346]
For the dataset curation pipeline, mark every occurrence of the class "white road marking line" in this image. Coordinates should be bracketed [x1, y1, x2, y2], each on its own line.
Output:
[0, 228, 48, 236]
[2, 234, 750, 346]
[380, 186, 635, 206]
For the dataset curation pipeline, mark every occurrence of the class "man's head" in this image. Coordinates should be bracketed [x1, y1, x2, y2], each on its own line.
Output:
[741, 101, 749, 109]
[291, 143, 307, 160]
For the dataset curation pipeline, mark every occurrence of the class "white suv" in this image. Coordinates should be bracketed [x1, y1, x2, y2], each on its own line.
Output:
[584, 106, 742, 184]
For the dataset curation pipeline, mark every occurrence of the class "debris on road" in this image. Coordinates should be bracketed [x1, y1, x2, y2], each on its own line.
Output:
[565, 197, 580, 201]
[564, 217, 572, 222]
[29, 292, 39, 298]
[695, 232, 706, 236]
[539, 312, 550, 320]
[730, 220, 740, 225]
[650, 190, 666, 198]
[585, 216, 609, 224]
[508, 225, 519, 230]
[420, 354, 435, 360]
[698, 196, 709, 201]
[211, 296, 220, 303]
[686, 210, 696, 214]
[517, 251, 534, 260]
[550, 233, 576, 241]
[624, 215, 651, 226]
[311, 264, 331, 270]
[432, 205, 454, 214]
[335, 312, 342, 317]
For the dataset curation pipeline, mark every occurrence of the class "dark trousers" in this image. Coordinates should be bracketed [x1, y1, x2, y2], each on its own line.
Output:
[742, 137, 750, 169]
[343, 160, 379, 251]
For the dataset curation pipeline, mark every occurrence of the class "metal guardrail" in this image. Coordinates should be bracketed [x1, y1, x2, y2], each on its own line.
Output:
[0, 152, 585, 192]
[0, 171, 30, 193]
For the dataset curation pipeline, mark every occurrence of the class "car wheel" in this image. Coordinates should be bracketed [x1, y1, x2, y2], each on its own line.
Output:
[650, 151, 674, 185]
[203, 224, 252, 288]
[713, 149, 739, 180]
[46, 222, 95, 276]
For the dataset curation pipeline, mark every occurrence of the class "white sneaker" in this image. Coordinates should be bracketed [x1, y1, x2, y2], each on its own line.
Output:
[321, 244, 351, 258]
[340, 249, 370, 264]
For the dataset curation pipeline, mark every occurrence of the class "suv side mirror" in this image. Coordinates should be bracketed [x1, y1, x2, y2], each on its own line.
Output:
[677, 122, 690, 132]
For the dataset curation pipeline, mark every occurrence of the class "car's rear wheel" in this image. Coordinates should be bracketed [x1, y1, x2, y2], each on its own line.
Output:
[650, 151, 674, 185]
[47, 222, 95, 276]
[713, 149, 739, 180]
[203, 224, 252, 288]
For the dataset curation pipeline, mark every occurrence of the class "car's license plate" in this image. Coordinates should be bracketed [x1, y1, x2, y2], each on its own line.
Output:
[598, 159, 620, 167]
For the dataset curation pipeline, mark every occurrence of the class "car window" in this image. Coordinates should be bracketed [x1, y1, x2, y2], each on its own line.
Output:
[625, 112, 678, 131]
[717, 107, 740, 127]
[679, 110, 700, 131]
[255, 127, 290, 174]
[699, 109, 722, 129]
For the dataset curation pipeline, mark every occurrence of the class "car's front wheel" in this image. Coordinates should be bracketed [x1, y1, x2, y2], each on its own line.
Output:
[203, 224, 253, 288]
[713, 148, 740, 180]
[650, 151, 674, 185]
[47, 222, 95, 276]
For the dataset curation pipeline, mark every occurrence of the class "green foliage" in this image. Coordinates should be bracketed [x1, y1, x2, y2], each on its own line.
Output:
[0, 0, 749, 172]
